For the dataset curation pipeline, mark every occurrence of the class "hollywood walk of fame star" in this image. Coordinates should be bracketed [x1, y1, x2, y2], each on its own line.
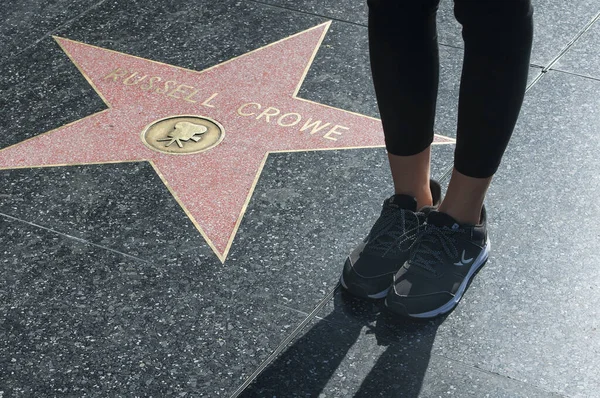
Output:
[0, 22, 454, 262]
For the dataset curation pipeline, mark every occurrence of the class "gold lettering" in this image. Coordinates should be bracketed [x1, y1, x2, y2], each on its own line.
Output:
[183, 88, 200, 103]
[256, 107, 280, 123]
[156, 80, 177, 94]
[201, 92, 219, 108]
[104, 67, 128, 82]
[277, 113, 302, 127]
[300, 118, 330, 135]
[123, 72, 147, 86]
[168, 84, 195, 99]
[323, 125, 349, 141]
[140, 76, 161, 91]
[238, 102, 261, 116]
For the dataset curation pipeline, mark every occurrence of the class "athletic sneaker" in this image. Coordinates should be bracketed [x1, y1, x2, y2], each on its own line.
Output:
[340, 180, 441, 299]
[385, 206, 490, 319]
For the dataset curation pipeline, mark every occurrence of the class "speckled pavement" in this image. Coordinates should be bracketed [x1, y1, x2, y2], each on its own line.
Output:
[1, 1, 599, 397]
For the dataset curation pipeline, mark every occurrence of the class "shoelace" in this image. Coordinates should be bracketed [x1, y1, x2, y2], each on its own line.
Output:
[409, 223, 467, 273]
[367, 204, 427, 257]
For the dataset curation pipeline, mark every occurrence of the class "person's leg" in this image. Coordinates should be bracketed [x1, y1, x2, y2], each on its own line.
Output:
[340, 0, 442, 299]
[439, 0, 534, 224]
[368, 0, 441, 208]
[388, 148, 432, 209]
[386, 0, 534, 318]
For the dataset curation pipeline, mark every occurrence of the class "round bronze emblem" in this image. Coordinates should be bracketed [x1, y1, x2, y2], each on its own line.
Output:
[141, 115, 225, 155]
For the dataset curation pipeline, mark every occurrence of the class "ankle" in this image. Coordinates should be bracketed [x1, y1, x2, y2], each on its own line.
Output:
[437, 203, 482, 225]
[415, 191, 434, 209]
[394, 185, 432, 206]
[439, 168, 491, 224]
[388, 147, 432, 208]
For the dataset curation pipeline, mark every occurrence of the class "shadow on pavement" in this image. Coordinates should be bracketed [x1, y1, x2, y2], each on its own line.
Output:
[241, 288, 445, 397]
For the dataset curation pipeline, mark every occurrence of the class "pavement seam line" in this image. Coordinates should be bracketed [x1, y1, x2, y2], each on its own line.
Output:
[274, 303, 330, 322]
[546, 67, 600, 83]
[0, 0, 109, 68]
[0, 212, 150, 263]
[248, 0, 364, 28]
[541, 10, 600, 73]
[429, 352, 569, 397]
[229, 284, 339, 398]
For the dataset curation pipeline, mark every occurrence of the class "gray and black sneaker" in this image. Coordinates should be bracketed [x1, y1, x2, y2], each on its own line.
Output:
[385, 206, 490, 319]
[340, 180, 441, 299]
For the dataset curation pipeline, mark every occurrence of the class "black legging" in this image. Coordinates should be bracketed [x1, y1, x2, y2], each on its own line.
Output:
[368, 0, 533, 178]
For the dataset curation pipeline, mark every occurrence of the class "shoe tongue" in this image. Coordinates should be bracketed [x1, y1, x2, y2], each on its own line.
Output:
[388, 194, 417, 211]
[427, 211, 461, 229]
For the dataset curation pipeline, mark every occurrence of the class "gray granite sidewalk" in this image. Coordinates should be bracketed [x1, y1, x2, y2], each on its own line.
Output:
[1, 1, 599, 396]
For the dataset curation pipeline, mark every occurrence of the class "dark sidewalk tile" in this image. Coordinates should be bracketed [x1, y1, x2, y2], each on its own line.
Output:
[253, 0, 368, 24]
[0, 162, 216, 264]
[553, 19, 600, 80]
[0, 0, 99, 64]
[0, 40, 107, 150]
[240, 290, 563, 397]
[0, 215, 305, 396]
[527, 0, 600, 66]
[55, 0, 324, 73]
[430, 70, 600, 397]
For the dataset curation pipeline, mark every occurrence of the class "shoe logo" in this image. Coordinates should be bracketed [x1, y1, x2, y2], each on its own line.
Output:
[454, 250, 473, 266]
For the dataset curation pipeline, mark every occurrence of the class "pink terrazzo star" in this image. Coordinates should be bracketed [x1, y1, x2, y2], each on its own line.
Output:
[0, 22, 454, 262]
